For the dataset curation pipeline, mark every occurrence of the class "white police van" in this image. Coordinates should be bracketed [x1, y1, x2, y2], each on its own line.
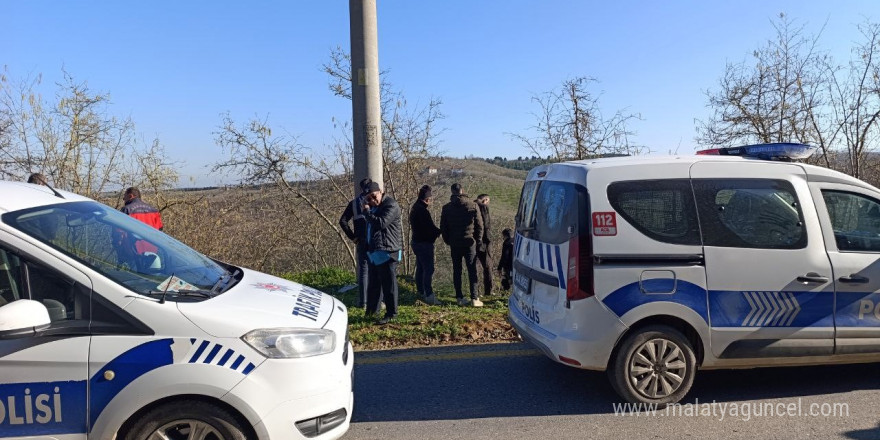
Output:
[0, 182, 353, 439]
[509, 143, 880, 404]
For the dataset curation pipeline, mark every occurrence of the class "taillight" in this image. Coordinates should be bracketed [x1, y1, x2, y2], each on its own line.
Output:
[566, 235, 593, 301]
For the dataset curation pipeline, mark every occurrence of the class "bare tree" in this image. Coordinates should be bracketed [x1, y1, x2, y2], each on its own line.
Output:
[825, 20, 880, 179]
[0, 68, 177, 198]
[699, 15, 880, 181]
[212, 114, 357, 268]
[513, 76, 643, 160]
[697, 15, 832, 161]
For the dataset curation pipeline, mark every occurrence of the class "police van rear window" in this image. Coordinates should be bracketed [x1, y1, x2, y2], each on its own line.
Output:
[516, 180, 587, 244]
[607, 179, 701, 246]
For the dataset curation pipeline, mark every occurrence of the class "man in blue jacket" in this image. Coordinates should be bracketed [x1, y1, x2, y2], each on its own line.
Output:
[361, 182, 402, 324]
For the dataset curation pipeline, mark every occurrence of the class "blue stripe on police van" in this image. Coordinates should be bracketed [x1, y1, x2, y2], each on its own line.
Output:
[204, 344, 222, 363]
[218, 348, 234, 366]
[243, 363, 256, 375]
[602, 280, 710, 323]
[835, 291, 880, 327]
[189, 340, 210, 363]
[554, 245, 566, 290]
[546, 244, 553, 271]
[538, 244, 545, 269]
[708, 290, 833, 328]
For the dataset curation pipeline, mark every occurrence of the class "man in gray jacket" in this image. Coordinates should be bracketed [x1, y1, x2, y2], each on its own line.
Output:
[440, 183, 484, 307]
[361, 182, 403, 324]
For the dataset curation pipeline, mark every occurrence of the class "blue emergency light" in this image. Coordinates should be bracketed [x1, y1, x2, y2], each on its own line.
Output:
[696, 143, 817, 161]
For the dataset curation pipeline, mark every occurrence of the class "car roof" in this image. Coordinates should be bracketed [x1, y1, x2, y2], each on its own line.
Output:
[528, 155, 880, 192]
[0, 181, 94, 214]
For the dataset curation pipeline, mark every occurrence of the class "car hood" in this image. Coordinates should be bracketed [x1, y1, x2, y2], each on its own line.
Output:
[176, 268, 341, 337]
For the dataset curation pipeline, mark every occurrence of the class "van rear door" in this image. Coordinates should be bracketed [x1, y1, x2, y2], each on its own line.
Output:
[513, 178, 588, 335]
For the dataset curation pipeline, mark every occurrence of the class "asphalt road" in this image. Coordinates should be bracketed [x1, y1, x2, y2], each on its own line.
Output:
[343, 342, 880, 440]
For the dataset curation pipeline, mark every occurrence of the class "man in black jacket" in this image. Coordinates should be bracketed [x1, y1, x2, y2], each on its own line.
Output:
[362, 182, 403, 324]
[409, 185, 441, 305]
[440, 183, 484, 307]
[339, 178, 372, 308]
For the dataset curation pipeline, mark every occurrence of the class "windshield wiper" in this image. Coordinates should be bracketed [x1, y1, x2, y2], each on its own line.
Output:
[217, 269, 241, 294]
[211, 269, 241, 295]
[143, 289, 214, 302]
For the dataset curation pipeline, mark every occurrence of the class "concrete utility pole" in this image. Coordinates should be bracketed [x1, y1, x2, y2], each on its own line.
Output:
[349, 0, 383, 194]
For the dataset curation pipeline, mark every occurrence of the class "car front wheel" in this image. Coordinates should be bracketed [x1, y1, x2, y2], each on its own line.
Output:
[124, 400, 250, 440]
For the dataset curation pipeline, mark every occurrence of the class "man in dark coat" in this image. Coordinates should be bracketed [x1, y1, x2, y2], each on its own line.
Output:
[361, 182, 403, 324]
[409, 185, 441, 305]
[440, 183, 484, 307]
[475, 194, 494, 295]
[339, 178, 373, 308]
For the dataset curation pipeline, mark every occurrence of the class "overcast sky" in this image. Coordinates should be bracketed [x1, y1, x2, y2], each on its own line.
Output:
[4, 0, 878, 186]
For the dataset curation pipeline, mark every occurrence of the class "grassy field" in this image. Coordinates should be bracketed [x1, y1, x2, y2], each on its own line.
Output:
[284, 267, 517, 350]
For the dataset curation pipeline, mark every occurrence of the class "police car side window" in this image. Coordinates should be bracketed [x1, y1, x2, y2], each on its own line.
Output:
[24, 261, 82, 323]
[821, 191, 880, 252]
[0, 248, 24, 307]
[607, 179, 701, 245]
[693, 179, 806, 249]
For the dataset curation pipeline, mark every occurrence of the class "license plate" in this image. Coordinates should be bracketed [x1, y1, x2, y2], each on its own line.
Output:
[514, 272, 531, 294]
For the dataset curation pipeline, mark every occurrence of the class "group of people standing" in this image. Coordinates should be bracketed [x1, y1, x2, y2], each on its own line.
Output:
[339, 179, 514, 325]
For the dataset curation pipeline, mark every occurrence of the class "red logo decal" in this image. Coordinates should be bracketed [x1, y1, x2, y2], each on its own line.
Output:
[252, 283, 293, 293]
[592, 212, 617, 236]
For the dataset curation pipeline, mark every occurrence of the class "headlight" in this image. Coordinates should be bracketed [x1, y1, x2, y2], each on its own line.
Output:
[242, 328, 336, 359]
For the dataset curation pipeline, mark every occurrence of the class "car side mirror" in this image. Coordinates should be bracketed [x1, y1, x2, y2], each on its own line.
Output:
[0, 299, 51, 337]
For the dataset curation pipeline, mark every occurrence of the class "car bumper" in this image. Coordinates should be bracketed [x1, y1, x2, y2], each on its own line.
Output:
[224, 339, 355, 440]
[508, 295, 626, 370]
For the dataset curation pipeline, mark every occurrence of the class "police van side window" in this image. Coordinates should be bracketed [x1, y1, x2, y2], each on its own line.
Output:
[693, 179, 806, 249]
[607, 179, 701, 245]
[821, 191, 880, 252]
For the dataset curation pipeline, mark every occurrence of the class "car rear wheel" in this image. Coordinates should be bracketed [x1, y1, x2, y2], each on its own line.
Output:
[608, 325, 696, 405]
[124, 400, 249, 440]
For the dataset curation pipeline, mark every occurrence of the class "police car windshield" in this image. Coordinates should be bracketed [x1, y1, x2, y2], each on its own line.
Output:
[2, 201, 227, 298]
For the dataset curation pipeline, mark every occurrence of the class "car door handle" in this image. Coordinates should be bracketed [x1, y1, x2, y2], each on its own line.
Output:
[838, 274, 869, 284]
[797, 273, 829, 284]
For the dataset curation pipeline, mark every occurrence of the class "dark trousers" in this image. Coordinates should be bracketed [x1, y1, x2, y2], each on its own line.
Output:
[356, 243, 370, 308]
[476, 246, 493, 295]
[411, 241, 435, 298]
[450, 245, 478, 300]
[367, 258, 398, 318]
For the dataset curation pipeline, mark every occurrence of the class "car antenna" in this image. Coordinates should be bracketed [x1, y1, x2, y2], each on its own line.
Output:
[43, 183, 65, 199]
[159, 273, 175, 304]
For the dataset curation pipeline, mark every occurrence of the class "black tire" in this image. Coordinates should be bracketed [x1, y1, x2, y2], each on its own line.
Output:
[124, 400, 250, 440]
[608, 325, 696, 405]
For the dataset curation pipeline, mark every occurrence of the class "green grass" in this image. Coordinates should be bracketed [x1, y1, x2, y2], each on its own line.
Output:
[280, 267, 516, 350]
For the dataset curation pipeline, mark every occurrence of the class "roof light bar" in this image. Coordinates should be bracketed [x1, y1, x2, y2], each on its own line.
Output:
[696, 143, 816, 161]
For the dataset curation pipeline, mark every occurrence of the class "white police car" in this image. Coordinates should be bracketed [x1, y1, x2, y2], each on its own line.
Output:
[0, 182, 353, 439]
[509, 143, 880, 404]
